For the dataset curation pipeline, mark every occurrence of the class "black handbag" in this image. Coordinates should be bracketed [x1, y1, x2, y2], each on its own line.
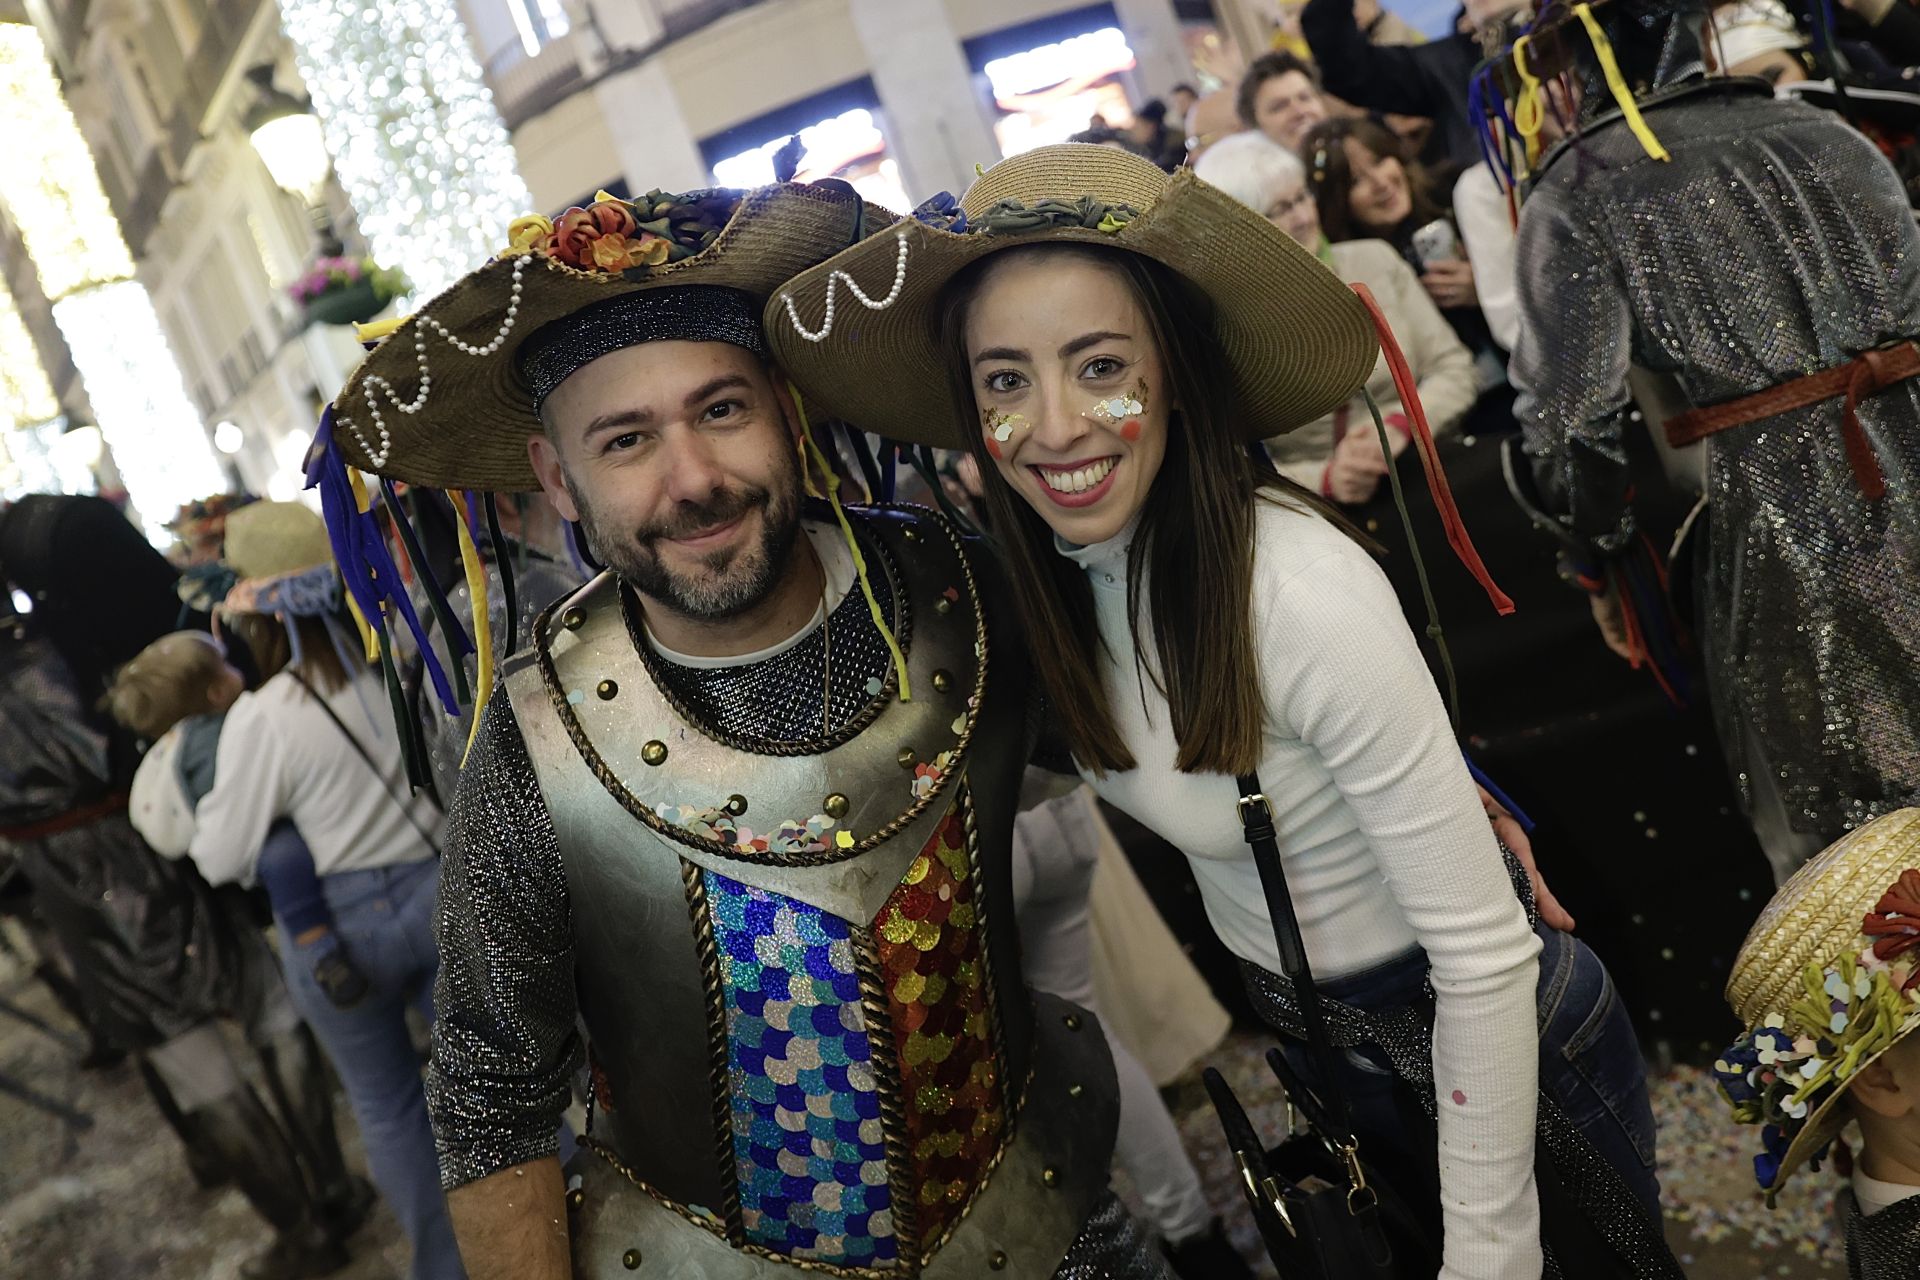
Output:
[1202, 771, 1442, 1279]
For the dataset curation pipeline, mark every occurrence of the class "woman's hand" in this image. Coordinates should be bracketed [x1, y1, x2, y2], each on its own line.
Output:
[1420, 258, 1478, 310]
[1478, 783, 1576, 931]
[1324, 428, 1391, 503]
[1589, 585, 1636, 662]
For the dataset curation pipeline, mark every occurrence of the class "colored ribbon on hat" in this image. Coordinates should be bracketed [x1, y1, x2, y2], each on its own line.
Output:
[450, 490, 496, 761]
[1350, 283, 1515, 616]
[1573, 3, 1672, 162]
[1512, 35, 1547, 166]
[789, 382, 912, 702]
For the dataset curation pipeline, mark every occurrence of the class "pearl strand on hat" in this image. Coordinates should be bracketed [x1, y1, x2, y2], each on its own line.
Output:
[337, 255, 531, 469]
[778, 231, 910, 343]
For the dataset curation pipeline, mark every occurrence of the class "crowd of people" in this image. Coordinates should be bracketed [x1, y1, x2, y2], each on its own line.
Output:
[6, 0, 1920, 1278]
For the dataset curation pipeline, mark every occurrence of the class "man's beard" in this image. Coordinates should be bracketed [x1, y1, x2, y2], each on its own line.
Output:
[569, 467, 803, 622]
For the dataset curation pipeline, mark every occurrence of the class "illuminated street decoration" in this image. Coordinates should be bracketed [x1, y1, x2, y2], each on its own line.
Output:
[0, 25, 223, 537]
[711, 108, 910, 214]
[982, 26, 1139, 157]
[277, 0, 533, 302]
[0, 274, 58, 431]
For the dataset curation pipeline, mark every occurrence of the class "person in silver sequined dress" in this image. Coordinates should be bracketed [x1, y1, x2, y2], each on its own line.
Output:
[1504, 0, 1920, 881]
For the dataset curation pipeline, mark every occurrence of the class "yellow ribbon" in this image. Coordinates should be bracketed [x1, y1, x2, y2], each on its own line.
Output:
[1572, 3, 1671, 162]
[343, 469, 383, 661]
[353, 314, 408, 343]
[789, 384, 912, 702]
[449, 490, 495, 761]
[1511, 36, 1546, 167]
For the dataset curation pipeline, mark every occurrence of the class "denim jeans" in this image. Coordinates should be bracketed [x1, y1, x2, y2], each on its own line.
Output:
[1277, 922, 1662, 1230]
[279, 857, 466, 1280]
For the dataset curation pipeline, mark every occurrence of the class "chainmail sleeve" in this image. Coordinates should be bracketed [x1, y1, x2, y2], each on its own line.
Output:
[1510, 184, 1638, 559]
[426, 692, 582, 1190]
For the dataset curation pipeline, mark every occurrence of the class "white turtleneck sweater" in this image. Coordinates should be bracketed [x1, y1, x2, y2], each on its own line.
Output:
[1062, 495, 1544, 1280]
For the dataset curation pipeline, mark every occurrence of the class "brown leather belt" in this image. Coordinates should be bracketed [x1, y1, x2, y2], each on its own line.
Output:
[0, 791, 129, 843]
[1663, 341, 1920, 501]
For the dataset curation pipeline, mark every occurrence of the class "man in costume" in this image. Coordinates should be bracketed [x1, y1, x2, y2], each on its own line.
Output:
[1491, 0, 1920, 880]
[313, 182, 1163, 1279]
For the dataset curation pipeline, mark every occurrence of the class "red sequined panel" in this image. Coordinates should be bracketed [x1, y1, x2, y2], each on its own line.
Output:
[872, 805, 1004, 1248]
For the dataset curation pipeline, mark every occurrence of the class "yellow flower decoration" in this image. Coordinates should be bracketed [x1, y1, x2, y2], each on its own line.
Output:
[502, 213, 555, 257]
[1095, 210, 1132, 234]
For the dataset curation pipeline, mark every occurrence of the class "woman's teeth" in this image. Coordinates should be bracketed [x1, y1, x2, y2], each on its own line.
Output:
[1037, 457, 1117, 494]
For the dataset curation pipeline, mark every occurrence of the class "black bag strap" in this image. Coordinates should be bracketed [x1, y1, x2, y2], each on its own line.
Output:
[1235, 771, 1362, 1154]
[290, 671, 442, 856]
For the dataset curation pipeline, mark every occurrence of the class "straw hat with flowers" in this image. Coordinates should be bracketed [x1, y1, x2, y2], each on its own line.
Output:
[762, 143, 1378, 448]
[1717, 809, 1920, 1201]
[327, 181, 882, 493]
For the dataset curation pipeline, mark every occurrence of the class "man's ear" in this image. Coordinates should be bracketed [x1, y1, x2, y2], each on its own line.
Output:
[1851, 1056, 1914, 1121]
[527, 431, 581, 524]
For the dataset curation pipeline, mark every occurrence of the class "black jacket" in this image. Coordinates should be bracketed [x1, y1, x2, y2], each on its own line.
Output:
[1300, 0, 1485, 171]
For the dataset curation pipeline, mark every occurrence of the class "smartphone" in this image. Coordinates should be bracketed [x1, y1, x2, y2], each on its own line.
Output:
[1411, 218, 1460, 267]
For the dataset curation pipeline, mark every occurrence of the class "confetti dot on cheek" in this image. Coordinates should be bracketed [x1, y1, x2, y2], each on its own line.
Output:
[1121, 419, 1142, 442]
[1451, 1089, 1468, 1106]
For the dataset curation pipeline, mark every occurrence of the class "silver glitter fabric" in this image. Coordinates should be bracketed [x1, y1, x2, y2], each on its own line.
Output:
[1054, 1190, 1175, 1279]
[1512, 79, 1920, 839]
[1845, 1191, 1920, 1279]
[426, 695, 582, 1189]
[1239, 962, 1684, 1278]
[647, 525, 901, 744]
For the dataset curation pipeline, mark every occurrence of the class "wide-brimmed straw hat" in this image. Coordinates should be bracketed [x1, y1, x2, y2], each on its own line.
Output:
[1717, 809, 1920, 1201]
[219, 500, 338, 617]
[330, 181, 881, 492]
[763, 143, 1377, 448]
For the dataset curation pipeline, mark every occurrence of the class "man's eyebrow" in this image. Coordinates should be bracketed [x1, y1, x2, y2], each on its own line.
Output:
[682, 373, 753, 409]
[583, 406, 656, 439]
[973, 346, 1030, 365]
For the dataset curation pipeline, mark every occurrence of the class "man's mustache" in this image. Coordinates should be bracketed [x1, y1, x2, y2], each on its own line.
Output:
[635, 487, 769, 545]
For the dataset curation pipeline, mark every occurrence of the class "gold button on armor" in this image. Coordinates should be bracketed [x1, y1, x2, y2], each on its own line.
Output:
[1068, 1083, 1084, 1098]
[596, 679, 618, 700]
[897, 747, 917, 769]
[931, 669, 954, 694]
[621, 1248, 642, 1270]
[562, 608, 585, 630]
[824, 792, 851, 819]
[935, 597, 953, 615]
[903, 525, 922, 542]
[988, 1251, 1008, 1271]
[566, 1188, 584, 1210]
[1042, 1166, 1060, 1188]
[1063, 1013, 1082, 1031]
[641, 740, 668, 766]
[725, 794, 749, 817]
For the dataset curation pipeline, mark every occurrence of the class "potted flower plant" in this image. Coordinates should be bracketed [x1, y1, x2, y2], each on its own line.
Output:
[289, 255, 409, 326]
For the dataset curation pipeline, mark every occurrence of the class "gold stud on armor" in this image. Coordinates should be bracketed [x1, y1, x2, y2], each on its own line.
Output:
[931, 669, 954, 694]
[562, 607, 585, 631]
[903, 525, 922, 542]
[1042, 1166, 1060, 1188]
[1068, 1083, 1084, 1098]
[824, 792, 851, 819]
[597, 679, 618, 700]
[1063, 1013, 1081, 1031]
[725, 794, 748, 817]
[621, 1248, 642, 1270]
[641, 740, 668, 766]
[935, 597, 953, 615]
[897, 747, 917, 769]
[989, 1250, 1009, 1270]
[565, 1188, 584, 1210]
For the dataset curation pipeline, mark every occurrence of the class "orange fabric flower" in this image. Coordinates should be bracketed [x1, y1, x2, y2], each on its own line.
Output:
[550, 201, 639, 268]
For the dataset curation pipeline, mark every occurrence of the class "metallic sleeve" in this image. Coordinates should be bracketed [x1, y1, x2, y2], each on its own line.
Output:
[1510, 186, 1638, 559]
[426, 692, 583, 1190]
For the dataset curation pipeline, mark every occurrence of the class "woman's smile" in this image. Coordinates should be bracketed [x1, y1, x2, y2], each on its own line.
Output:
[1030, 455, 1122, 506]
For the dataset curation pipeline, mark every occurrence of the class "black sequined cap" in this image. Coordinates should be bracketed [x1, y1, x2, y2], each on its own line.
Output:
[517, 286, 769, 409]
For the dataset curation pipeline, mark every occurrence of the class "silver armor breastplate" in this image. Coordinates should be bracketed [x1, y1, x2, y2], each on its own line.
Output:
[503, 507, 1117, 1278]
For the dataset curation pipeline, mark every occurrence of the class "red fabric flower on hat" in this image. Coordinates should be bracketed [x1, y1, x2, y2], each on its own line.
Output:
[549, 201, 640, 269]
[1863, 868, 1920, 990]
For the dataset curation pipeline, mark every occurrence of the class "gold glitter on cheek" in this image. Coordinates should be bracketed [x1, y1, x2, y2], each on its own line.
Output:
[982, 408, 1027, 458]
[1089, 378, 1150, 440]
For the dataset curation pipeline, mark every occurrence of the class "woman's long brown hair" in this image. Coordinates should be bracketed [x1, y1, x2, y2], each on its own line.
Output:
[937, 242, 1337, 777]
[1299, 116, 1445, 244]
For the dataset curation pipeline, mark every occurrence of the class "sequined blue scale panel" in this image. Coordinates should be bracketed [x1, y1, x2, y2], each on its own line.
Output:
[706, 870, 898, 1266]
